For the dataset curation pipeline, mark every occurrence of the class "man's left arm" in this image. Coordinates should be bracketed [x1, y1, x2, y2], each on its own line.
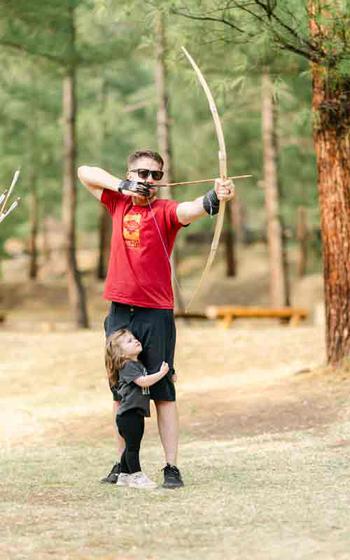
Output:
[176, 178, 235, 226]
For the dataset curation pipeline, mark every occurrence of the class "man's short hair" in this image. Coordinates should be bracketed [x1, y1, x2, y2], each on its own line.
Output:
[127, 150, 164, 170]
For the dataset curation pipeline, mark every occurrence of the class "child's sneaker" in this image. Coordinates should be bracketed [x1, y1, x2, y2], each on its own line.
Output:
[116, 473, 130, 487]
[128, 471, 157, 489]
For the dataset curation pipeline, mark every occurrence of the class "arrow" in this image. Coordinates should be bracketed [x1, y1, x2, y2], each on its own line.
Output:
[0, 197, 21, 223]
[0, 169, 20, 214]
[156, 174, 252, 187]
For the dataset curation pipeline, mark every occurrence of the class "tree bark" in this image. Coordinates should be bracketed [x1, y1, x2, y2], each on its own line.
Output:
[261, 68, 289, 307]
[224, 202, 236, 276]
[97, 208, 111, 280]
[27, 85, 40, 280]
[310, 69, 350, 363]
[62, 65, 89, 328]
[96, 78, 112, 280]
[231, 195, 246, 243]
[297, 206, 308, 277]
[308, 2, 350, 364]
[28, 167, 39, 279]
[155, 11, 185, 312]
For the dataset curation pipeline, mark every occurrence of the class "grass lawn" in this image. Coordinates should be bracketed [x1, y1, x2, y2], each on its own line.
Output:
[1, 326, 350, 559]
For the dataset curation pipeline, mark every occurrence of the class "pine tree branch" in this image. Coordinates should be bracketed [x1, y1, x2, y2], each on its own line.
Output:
[0, 38, 65, 66]
[252, 0, 326, 59]
[171, 8, 246, 34]
[174, 1, 328, 64]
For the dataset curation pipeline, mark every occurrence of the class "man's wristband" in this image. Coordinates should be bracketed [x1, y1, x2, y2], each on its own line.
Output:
[203, 189, 220, 216]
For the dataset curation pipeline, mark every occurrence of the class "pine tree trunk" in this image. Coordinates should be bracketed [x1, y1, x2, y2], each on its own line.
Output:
[28, 86, 39, 280]
[224, 202, 236, 277]
[42, 218, 50, 262]
[29, 168, 39, 279]
[97, 208, 111, 279]
[262, 68, 289, 307]
[231, 195, 246, 243]
[297, 206, 308, 277]
[62, 69, 89, 328]
[96, 79, 112, 280]
[310, 68, 350, 363]
[155, 10, 185, 312]
[308, 2, 350, 364]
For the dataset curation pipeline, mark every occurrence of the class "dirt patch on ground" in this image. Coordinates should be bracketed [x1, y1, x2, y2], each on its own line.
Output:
[46, 366, 349, 446]
[1, 324, 348, 448]
[180, 369, 350, 440]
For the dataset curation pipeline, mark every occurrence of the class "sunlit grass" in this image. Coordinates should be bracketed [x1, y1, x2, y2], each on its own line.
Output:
[2, 432, 350, 560]
[1, 325, 350, 558]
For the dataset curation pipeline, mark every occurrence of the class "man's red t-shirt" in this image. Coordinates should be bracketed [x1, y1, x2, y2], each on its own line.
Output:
[101, 189, 184, 309]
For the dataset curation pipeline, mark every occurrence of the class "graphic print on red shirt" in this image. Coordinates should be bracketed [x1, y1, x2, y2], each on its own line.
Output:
[101, 189, 184, 309]
[123, 212, 142, 249]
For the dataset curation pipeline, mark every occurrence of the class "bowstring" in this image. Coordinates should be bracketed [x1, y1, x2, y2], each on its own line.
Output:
[147, 199, 184, 302]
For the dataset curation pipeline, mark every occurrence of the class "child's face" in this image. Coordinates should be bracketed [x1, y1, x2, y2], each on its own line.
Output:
[120, 332, 142, 358]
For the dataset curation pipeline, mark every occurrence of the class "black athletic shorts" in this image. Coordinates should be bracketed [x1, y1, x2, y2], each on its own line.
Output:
[104, 302, 176, 402]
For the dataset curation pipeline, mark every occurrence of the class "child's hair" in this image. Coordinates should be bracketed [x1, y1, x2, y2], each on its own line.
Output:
[105, 329, 131, 387]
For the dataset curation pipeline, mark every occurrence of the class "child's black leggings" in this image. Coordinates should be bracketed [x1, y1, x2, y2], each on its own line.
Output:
[116, 410, 145, 474]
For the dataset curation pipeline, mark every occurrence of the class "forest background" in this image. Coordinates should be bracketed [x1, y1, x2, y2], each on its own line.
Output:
[0, 0, 324, 331]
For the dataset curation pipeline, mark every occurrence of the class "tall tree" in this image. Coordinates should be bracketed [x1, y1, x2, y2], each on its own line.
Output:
[224, 203, 236, 277]
[62, 2, 89, 327]
[308, 1, 350, 363]
[154, 10, 185, 311]
[262, 67, 289, 306]
[27, 79, 40, 280]
[96, 78, 112, 280]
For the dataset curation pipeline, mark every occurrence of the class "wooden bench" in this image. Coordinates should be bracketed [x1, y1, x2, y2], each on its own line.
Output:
[205, 305, 308, 328]
[175, 311, 207, 321]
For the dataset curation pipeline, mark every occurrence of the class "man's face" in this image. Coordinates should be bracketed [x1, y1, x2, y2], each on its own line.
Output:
[127, 157, 163, 205]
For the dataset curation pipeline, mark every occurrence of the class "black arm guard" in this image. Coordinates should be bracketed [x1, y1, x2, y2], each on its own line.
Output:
[203, 189, 220, 216]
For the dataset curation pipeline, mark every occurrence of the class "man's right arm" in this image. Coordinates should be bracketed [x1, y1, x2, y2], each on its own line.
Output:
[77, 166, 122, 201]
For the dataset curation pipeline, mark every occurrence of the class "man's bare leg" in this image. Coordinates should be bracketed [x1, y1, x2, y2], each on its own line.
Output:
[155, 400, 183, 487]
[155, 400, 178, 465]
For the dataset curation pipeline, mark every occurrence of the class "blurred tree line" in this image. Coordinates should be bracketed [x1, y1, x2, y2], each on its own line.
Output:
[0, 0, 317, 244]
[0, 0, 348, 364]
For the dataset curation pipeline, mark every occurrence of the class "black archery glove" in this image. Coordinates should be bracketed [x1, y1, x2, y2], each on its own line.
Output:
[118, 180, 152, 198]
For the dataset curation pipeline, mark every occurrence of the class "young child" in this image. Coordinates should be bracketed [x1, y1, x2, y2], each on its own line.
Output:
[105, 328, 169, 489]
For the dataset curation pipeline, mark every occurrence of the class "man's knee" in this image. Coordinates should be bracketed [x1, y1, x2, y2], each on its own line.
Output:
[155, 401, 178, 428]
[155, 400, 177, 413]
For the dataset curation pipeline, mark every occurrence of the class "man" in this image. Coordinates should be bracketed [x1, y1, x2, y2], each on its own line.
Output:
[78, 149, 234, 488]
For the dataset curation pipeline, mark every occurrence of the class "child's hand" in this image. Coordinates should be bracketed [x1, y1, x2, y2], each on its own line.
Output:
[160, 361, 169, 376]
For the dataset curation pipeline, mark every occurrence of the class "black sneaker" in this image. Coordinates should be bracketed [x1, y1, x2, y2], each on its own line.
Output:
[162, 464, 184, 488]
[100, 461, 121, 484]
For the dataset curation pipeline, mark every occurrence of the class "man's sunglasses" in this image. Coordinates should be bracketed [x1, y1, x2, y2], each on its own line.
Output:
[130, 168, 164, 181]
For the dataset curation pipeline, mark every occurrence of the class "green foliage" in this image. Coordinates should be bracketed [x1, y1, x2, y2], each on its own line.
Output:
[0, 0, 321, 260]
